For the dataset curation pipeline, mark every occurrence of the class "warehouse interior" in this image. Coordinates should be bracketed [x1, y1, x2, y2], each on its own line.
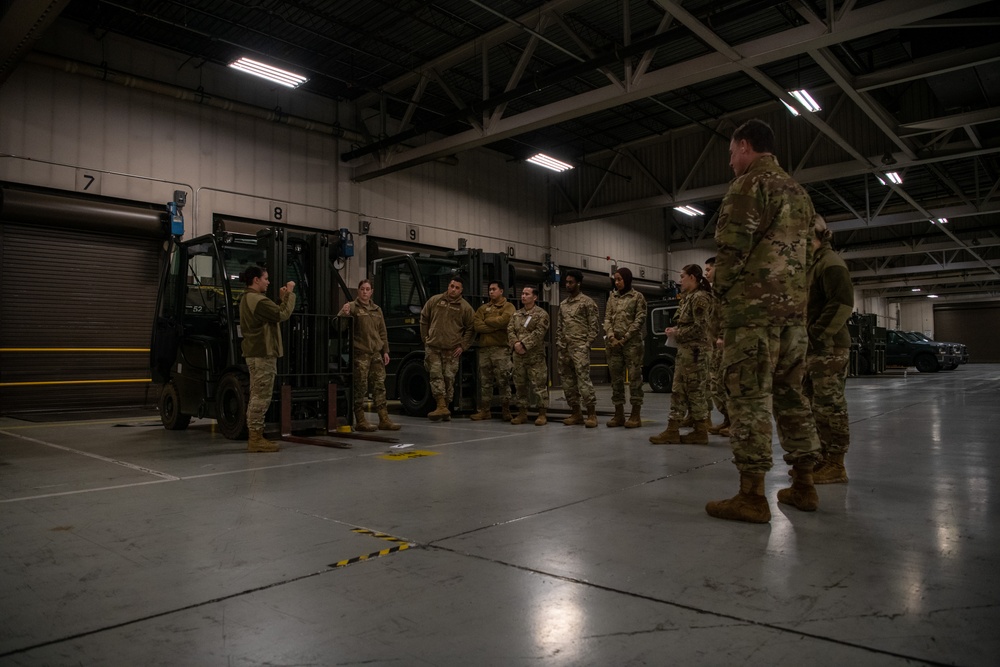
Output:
[1, 0, 999, 664]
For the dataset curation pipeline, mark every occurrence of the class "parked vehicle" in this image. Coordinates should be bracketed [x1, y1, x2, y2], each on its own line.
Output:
[907, 331, 968, 369]
[643, 299, 679, 392]
[884, 329, 956, 373]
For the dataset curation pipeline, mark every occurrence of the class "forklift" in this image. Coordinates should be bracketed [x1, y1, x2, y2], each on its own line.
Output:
[149, 216, 355, 440]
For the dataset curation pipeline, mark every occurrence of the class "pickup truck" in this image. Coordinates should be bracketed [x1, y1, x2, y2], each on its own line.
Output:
[906, 331, 968, 369]
[884, 330, 957, 373]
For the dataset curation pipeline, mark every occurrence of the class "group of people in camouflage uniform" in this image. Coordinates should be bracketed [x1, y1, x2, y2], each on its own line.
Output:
[241, 118, 854, 527]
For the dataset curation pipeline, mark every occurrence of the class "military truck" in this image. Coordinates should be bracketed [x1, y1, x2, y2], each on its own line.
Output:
[150, 226, 354, 438]
[884, 329, 956, 373]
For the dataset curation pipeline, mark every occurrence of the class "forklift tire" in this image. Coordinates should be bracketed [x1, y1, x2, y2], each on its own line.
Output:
[159, 382, 192, 431]
[646, 361, 674, 393]
[217, 372, 250, 440]
[398, 360, 436, 417]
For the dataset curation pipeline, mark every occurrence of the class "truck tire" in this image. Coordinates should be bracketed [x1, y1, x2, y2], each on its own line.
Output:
[914, 354, 939, 373]
[647, 361, 674, 393]
[217, 372, 250, 440]
[159, 382, 192, 431]
[398, 360, 435, 417]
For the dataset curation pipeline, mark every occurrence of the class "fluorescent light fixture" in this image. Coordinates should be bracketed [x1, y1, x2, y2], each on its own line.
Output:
[933, 218, 948, 224]
[526, 153, 574, 172]
[788, 89, 821, 113]
[782, 100, 800, 117]
[674, 205, 705, 216]
[911, 288, 922, 292]
[877, 171, 903, 185]
[229, 57, 308, 88]
[927, 294, 939, 298]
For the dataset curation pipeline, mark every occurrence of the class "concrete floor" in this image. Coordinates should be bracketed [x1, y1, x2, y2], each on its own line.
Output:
[1, 365, 998, 666]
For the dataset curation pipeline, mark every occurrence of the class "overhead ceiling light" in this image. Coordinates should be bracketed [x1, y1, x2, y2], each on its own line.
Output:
[911, 287, 922, 292]
[526, 153, 574, 172]
[877, 171, 903, 185]
[229, 57, 308, 88]
[781, 100, 800, 117]
[788, 89, 821, 113]
[927, 294, 939, 298]
[932, 218, 948, 224]
[674, 205, 704, 216]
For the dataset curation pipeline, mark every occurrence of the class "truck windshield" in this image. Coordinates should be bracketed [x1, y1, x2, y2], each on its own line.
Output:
[416, 258, 461, 297]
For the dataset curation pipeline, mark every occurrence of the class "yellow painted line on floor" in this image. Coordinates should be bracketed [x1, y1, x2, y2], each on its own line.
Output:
[376, 449, 440, 461]
[0, 347, 149, 352]
[0, 379, 152, 387]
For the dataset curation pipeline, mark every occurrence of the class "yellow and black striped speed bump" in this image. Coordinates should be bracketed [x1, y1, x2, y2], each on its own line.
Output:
[330, 528, 416, 568]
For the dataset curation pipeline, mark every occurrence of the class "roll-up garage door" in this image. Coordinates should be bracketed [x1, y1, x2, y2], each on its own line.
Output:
[0, 188, 167, 414]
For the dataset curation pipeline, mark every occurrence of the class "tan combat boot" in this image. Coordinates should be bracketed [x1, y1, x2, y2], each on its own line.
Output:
[354, 407, 378, 432]
[469, 406, 492, 421]
[428, 396, 450, 421]
[812, 452, 848, 484]
[681, 414, 694, 428]
[705, 472, 770, 523]
[501, 401, 513, 422]
[680, 418, 709, 444]
[534, 407, 547, 426]
[377, 407, 401, 431]
[708, 415, 730, 435]
[777, 464, 820, 511]
[624, 404, 642, 428]
[562, 405, 583, 425]
[584, 405, 598, 428]
[247, 428, 280, 453]
[649, 419, 682, 445]
[606, 404, 625, 427]
[510, 406, 529, 424]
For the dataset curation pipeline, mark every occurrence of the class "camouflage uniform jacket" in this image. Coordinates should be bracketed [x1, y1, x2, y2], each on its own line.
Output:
[240, 291, 296, 358]
[420, 293, 475, 351]
[714, 154, 815, 328]
[473, 297, 516, 347]
[807, 242, 854, 351]
[508, 306, 550, 353]
[603, 289, 647, 343]
[341, 298, 389, 356]
[557, 292, 599, 351]
[673, 289, 714, 350]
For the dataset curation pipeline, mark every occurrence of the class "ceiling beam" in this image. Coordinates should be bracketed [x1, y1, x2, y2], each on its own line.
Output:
[350, 0, 985, 180]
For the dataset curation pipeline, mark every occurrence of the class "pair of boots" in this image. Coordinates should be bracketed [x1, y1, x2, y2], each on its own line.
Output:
[355, 407, 401, 432]
[606, 404, 642, 428]
[511, 406, 547, 426]
[708, 415, 731, 437]
[563, 405, 598, 428]
[811, 452, 849, 484]
[469, 401, 513, 422]
[428, 396, 452, 422]
[705, 465, 819, 523]
[649, 417, 709, 445]
[247, 428, 279, 453]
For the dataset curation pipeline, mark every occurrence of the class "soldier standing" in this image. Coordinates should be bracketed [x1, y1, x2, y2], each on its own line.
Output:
[239, 266, 295, 452]
[557, 270, 600, 428]
[470, 280, 515, 421]
[419, 276, 475, 422]
[804, 215, 854, 483]
[603, 267, 647, 428]
[340, 278, 399, 432]
[706, 119, 822, 524]
[704, 256, 730, 436]
[507, 286, 550, 426]
[649, 264, 714, 444]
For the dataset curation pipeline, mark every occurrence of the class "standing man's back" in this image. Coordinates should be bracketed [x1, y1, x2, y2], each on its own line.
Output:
[706, 119, 821, 524]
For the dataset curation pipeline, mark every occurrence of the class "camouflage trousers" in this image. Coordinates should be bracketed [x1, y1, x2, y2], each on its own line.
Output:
[608, 338, 644, 406]
[512, 350, 548, 408]
[353, 351, 387, 410]
[709, 344, 728, 418]
[246, 356, 277, 431]
[804, 347, 851, 456]
[722, 326, 820, 474]
[425, 347, 460, 402]
[669, 346, 710, 421]
[558, 345, 595, 408]
[477, 345, 513, 406]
